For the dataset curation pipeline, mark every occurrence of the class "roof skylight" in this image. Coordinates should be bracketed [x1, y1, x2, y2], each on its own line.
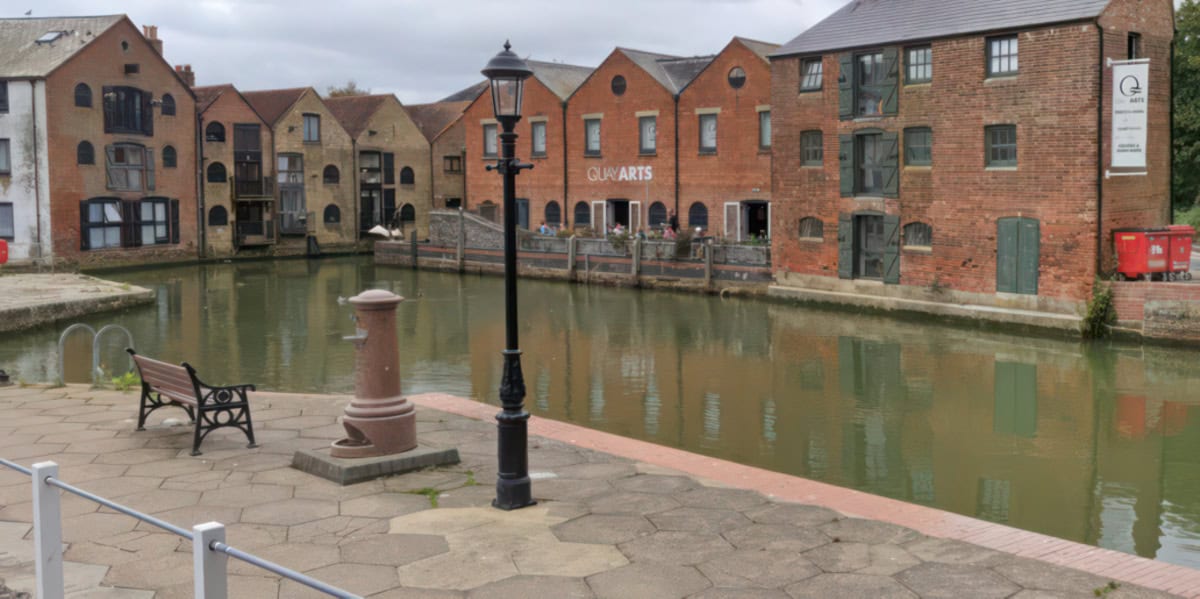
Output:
[36, 31, 67, 44]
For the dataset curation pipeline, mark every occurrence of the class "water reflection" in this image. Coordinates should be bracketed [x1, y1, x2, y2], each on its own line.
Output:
[2, 256, 1200, 568]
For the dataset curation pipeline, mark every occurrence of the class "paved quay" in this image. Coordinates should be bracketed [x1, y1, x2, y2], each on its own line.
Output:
[0, 274, 155, 333]
[0, 384, 1195, 598]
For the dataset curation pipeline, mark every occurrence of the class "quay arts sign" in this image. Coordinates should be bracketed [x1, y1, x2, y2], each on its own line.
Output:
[1110, 59, 1149, 173]
[587, 165, 654, 182]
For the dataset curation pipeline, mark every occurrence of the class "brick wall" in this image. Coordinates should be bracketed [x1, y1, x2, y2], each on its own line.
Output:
[1111, 282, 1200, 321]
[200, 89, 273, 257]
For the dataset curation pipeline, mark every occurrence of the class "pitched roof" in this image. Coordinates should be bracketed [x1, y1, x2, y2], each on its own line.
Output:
[527, 60, 594, 101]
[404, 101, 470, 143]
[241, 87, 309, 125]
[773, 0, 1113, 57]
[325, 94, 393, 138]
[440, 80, 489, 103]
[192, 84, 232, 113]
[0, 15, 123, 78]
[616, 48, 716, 95]
[736, 37, 781, 62]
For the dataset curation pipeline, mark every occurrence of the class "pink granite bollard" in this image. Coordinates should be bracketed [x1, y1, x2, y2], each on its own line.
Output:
[331, 289, 417, 458]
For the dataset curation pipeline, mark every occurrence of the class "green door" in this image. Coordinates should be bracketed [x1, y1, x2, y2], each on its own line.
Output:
[997, 217, 1039, 295]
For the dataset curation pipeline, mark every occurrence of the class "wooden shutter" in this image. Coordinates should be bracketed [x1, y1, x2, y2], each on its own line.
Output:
[79, 201, 90, 250]
[384, 153, 395, 185]
[838, 53, 854, 120]
[1017, 218, 1039, 295]
[104, 145, 118, 189]
[881, 132, 899, 198]
[996, 218, 1018, 293]
[881, 47, 899, 115]
[144, 148, 155, 191]
[837, 213, 853, 279]
[882, 214, 900, 284]
[170, 199, 180, 244]
[839, 135, 854, 197]
[141, 92, 154, 136]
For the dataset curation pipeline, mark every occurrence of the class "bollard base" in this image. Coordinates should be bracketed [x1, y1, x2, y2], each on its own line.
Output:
[291, 445, 459, 486]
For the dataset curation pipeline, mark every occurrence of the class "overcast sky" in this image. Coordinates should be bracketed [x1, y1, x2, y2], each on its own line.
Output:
[6, 0, 846, 104]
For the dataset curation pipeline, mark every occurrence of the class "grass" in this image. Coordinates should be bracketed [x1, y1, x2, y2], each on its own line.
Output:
[1093, 581, 1120, 596]
[406, 487, 441, 508]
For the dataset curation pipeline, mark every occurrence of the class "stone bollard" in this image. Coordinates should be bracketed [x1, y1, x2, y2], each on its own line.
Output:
[331, 290, 417, 458]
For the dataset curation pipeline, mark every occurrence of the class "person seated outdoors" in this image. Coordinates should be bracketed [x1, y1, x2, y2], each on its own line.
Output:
[636, 228, 647, 241]
[538, 221, 552, 235]
[613, 222, 625, 235]
[663, 226, 677, 240]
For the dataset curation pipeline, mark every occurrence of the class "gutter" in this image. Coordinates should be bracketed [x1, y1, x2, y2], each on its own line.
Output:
[1170, 33, 1177, 222]
[197, 114, 206, 258]
[674, 93, 680, 218]
[30, 82, 44, 264]
[563, 99, 569, 226]
[1096, 21, 1105, 276]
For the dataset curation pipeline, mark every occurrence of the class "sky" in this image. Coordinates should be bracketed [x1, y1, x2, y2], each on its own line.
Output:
[5, 0, 846, 104]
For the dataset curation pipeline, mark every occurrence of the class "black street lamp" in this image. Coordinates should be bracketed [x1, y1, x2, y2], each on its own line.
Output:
[482, 41, 536, 511]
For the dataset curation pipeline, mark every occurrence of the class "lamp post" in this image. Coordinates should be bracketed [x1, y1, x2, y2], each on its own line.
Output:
[482, 41, 536, 511]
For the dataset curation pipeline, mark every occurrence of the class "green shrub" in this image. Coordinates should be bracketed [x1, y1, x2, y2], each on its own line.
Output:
[1082, 277, 1117, 339]
[1174, 206, 1200, 238]
[674, 229, 694, 259]
[111, 371, 141, 392]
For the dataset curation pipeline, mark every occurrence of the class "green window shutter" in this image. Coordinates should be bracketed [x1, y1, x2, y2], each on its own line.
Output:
[839, 135, 854, 197]
[170, 199, 180, 244]
[144, 148, 155, 191]
[1017, 218, 1039, 295]
[882, 47, 899, 115]
[838, 213, 853, 279]
[883, 214, 900, 284]
[838, 53, 854, 120]
[881, 132, 899, 198]
[79, 201, 90, 251]
[997, 218, 1018, 293]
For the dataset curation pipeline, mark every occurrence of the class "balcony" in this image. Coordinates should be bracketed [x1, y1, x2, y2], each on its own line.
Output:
[233, 176, 274, 199]
[278, 211, 314, 236]
[235, 220, 276, 247]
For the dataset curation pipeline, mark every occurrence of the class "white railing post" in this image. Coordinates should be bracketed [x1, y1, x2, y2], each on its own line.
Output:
[193, 522, 227, 599]
[31, 461, 64, 599]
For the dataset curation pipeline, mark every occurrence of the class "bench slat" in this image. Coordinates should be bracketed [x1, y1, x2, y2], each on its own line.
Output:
[131, 356, 198, 406]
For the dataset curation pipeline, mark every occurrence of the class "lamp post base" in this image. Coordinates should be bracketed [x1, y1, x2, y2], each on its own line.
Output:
[493, 478, 536, 511]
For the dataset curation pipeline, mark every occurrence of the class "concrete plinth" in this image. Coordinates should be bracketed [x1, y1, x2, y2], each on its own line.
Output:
[292, 445, 460, 486]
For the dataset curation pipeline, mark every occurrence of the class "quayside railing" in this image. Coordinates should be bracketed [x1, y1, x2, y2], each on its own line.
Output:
[0, 458, 361, 599]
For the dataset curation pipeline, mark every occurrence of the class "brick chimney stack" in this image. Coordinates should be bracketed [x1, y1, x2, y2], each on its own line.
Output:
[142, 25, 162, 55]
[175, 64, 195, 88]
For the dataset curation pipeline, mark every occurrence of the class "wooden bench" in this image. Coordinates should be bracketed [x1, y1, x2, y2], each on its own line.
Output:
[126, 349, 258, 456]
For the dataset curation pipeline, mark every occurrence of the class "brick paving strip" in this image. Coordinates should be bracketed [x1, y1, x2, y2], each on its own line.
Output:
[0, 384, 1192, 598]
[0, 274, 155, 334]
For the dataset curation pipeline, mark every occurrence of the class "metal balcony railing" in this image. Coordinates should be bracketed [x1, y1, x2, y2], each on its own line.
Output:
[232, 176, 274, 199]
[235, 220, 276, 246]
[278, 211, 313, 236]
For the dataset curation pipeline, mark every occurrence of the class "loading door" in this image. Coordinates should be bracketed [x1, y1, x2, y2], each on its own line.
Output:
[724, 202, 741, 241]
[997, 217, 1039, 295]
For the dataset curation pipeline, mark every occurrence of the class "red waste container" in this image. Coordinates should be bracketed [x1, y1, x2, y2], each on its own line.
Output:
[1164, 224, 1194, 281]
[0, 239, 7, 265]
[1114, 228, 1171, 281]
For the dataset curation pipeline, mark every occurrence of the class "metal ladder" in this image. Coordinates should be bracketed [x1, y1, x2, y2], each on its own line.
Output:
[56, 323, 135, 385]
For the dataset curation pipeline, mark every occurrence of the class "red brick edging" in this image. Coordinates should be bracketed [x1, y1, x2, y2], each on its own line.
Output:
[409, 392, 1200, 598]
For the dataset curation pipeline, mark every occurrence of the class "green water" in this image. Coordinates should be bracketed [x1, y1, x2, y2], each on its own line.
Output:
[3, 256, 1200, 569]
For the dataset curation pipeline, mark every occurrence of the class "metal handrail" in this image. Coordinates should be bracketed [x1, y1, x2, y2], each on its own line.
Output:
[210, 541, 358, 598]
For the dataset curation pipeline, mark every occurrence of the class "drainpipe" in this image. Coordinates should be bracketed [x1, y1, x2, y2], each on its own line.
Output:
[352, 138, 359, 245]
[1096, 22, 1105, 277]
[673, 94, 680, 217]
[562, 100, 569, 227]
[197, 114, 206, 258]
[30, 81, 44, 266]
[1170, 35, 1177, 222]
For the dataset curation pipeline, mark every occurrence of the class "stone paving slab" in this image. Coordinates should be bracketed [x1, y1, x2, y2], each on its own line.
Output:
[0, 385, 1191, 598]
[0, 274, 155, 334]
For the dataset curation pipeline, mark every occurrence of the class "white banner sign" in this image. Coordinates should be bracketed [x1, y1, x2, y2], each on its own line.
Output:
[1111, 61, 1149, 170]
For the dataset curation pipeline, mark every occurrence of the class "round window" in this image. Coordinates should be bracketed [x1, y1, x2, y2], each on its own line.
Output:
[728, 67, 746, 89]
[611, 75, 627, 96]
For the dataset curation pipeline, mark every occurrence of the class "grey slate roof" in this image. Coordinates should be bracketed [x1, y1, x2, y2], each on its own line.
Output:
[617, 48, 716, 95]
[528, 60, 594, 101]
[736, 37, 781, 62]
[440, 81, 488, 103]
[0, 15, 123, 77]
[773, 0, 1113, 57]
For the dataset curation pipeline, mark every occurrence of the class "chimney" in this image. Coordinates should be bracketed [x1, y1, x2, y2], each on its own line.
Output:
[175, 64, 195, 88]
[142, 24, 162, 55]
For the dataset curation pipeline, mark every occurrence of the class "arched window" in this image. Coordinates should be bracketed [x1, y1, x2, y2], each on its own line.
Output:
[399, 167, 415, 185]
[161, 93, 176, 116]
[648, 202, 667, 227]
[208, 205, 228, 226]
[688, 202, 708, 230]
[545, 201, 561, 226]
[205, 122, 225, 142]
[162, 145, 177, 168]
[206, 162, 227, 183]
[74, 83, 92, 108]
[904, 222, 933, 248]
[77, 141, 95, 165]
[399, 204, 415, 223]
[574, 202, 590, 227]
[799, 217, 824, 240]
[323, 165, 340, 184]
[324, 205, 341, 224]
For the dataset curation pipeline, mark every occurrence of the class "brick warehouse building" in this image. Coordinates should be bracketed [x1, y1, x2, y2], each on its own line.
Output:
[406, 98, 473, 212]
[769, 0, 1173, 312]
[0, 16, 198, 267]
[465, 61, 592, 230]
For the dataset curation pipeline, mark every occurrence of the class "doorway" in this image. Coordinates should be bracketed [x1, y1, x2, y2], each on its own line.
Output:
[517, 198, 530, 230]
[856, 214, 885, 279]
[996, 217, 1039, 295]
[723, 200, 771, 241]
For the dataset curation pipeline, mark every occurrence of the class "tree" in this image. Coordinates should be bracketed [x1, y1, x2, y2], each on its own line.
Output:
[327, 80, 370, 97]
[1175, 1, 1200, 210]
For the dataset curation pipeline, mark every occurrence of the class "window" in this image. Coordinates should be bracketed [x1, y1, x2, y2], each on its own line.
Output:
[303, 114, 320, 142]
[74, 83, 91, 108]
[906, 46, 931, 84]
[800, 58, 823, 91]
[904, 222, 932, 248]
[102, 86, 153, 135]
[399, 167, 415, 185]
[278, 154, 303, 184]
[904, 127, 932, 166]
[837, 131, 900, 197]
[839, 49, 898, 119]
[205, 122, 225, 142]
[81, 198, 122, 250]
[648, 202, 667, 228]
[324, 205, 340, 224]
[574, 202, 590, 227]
[611, 75, 626, 96]
[1128, 33, 1142, 60]
[0, 81, 8, 113]
[400, 204, 415, 224]
[0, 139, 9, 174]
[208, 205, 228, 227]
[77, 141, 95, 165]
[323, 165, 340, 184]
[799, 217, 824, 240]
[444, 155, 462, 173]
[545, 201, 561, 226]
[124, 63, 139, 75]
[688, 202, 708, 230]
[207, 162, 227, 183]
[483, 124, 498, 157]
[584, 119, 601, 156]
[987, 36, 1018, 77]
[0, 203, 12, 240]
[986, 125, 1017, 167]
[162, 145, 176, 168]
[161, 93, 175, 116]
[857, 133, 885, 194]
[360, 152, 381, 184]
[699, 114, 717, 153]
[759, 111, 771, 150]
[728, 67, 746, 89]
[639, 116, 656, 154]
[531, 121, 547, 157]
[106, 144, 152, 191]
[37, 31, 66, 44]
[140, 198, 169, 245]
[856, 52, 887, 116]
[801, 131, 823, 166]
[445, 198, 461, 209]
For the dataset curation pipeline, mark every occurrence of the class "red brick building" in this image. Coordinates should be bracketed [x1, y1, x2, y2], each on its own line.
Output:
[406, 99, 473, 212]
[769, 0, 1173, 309]
[465, 61, 592, 230]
